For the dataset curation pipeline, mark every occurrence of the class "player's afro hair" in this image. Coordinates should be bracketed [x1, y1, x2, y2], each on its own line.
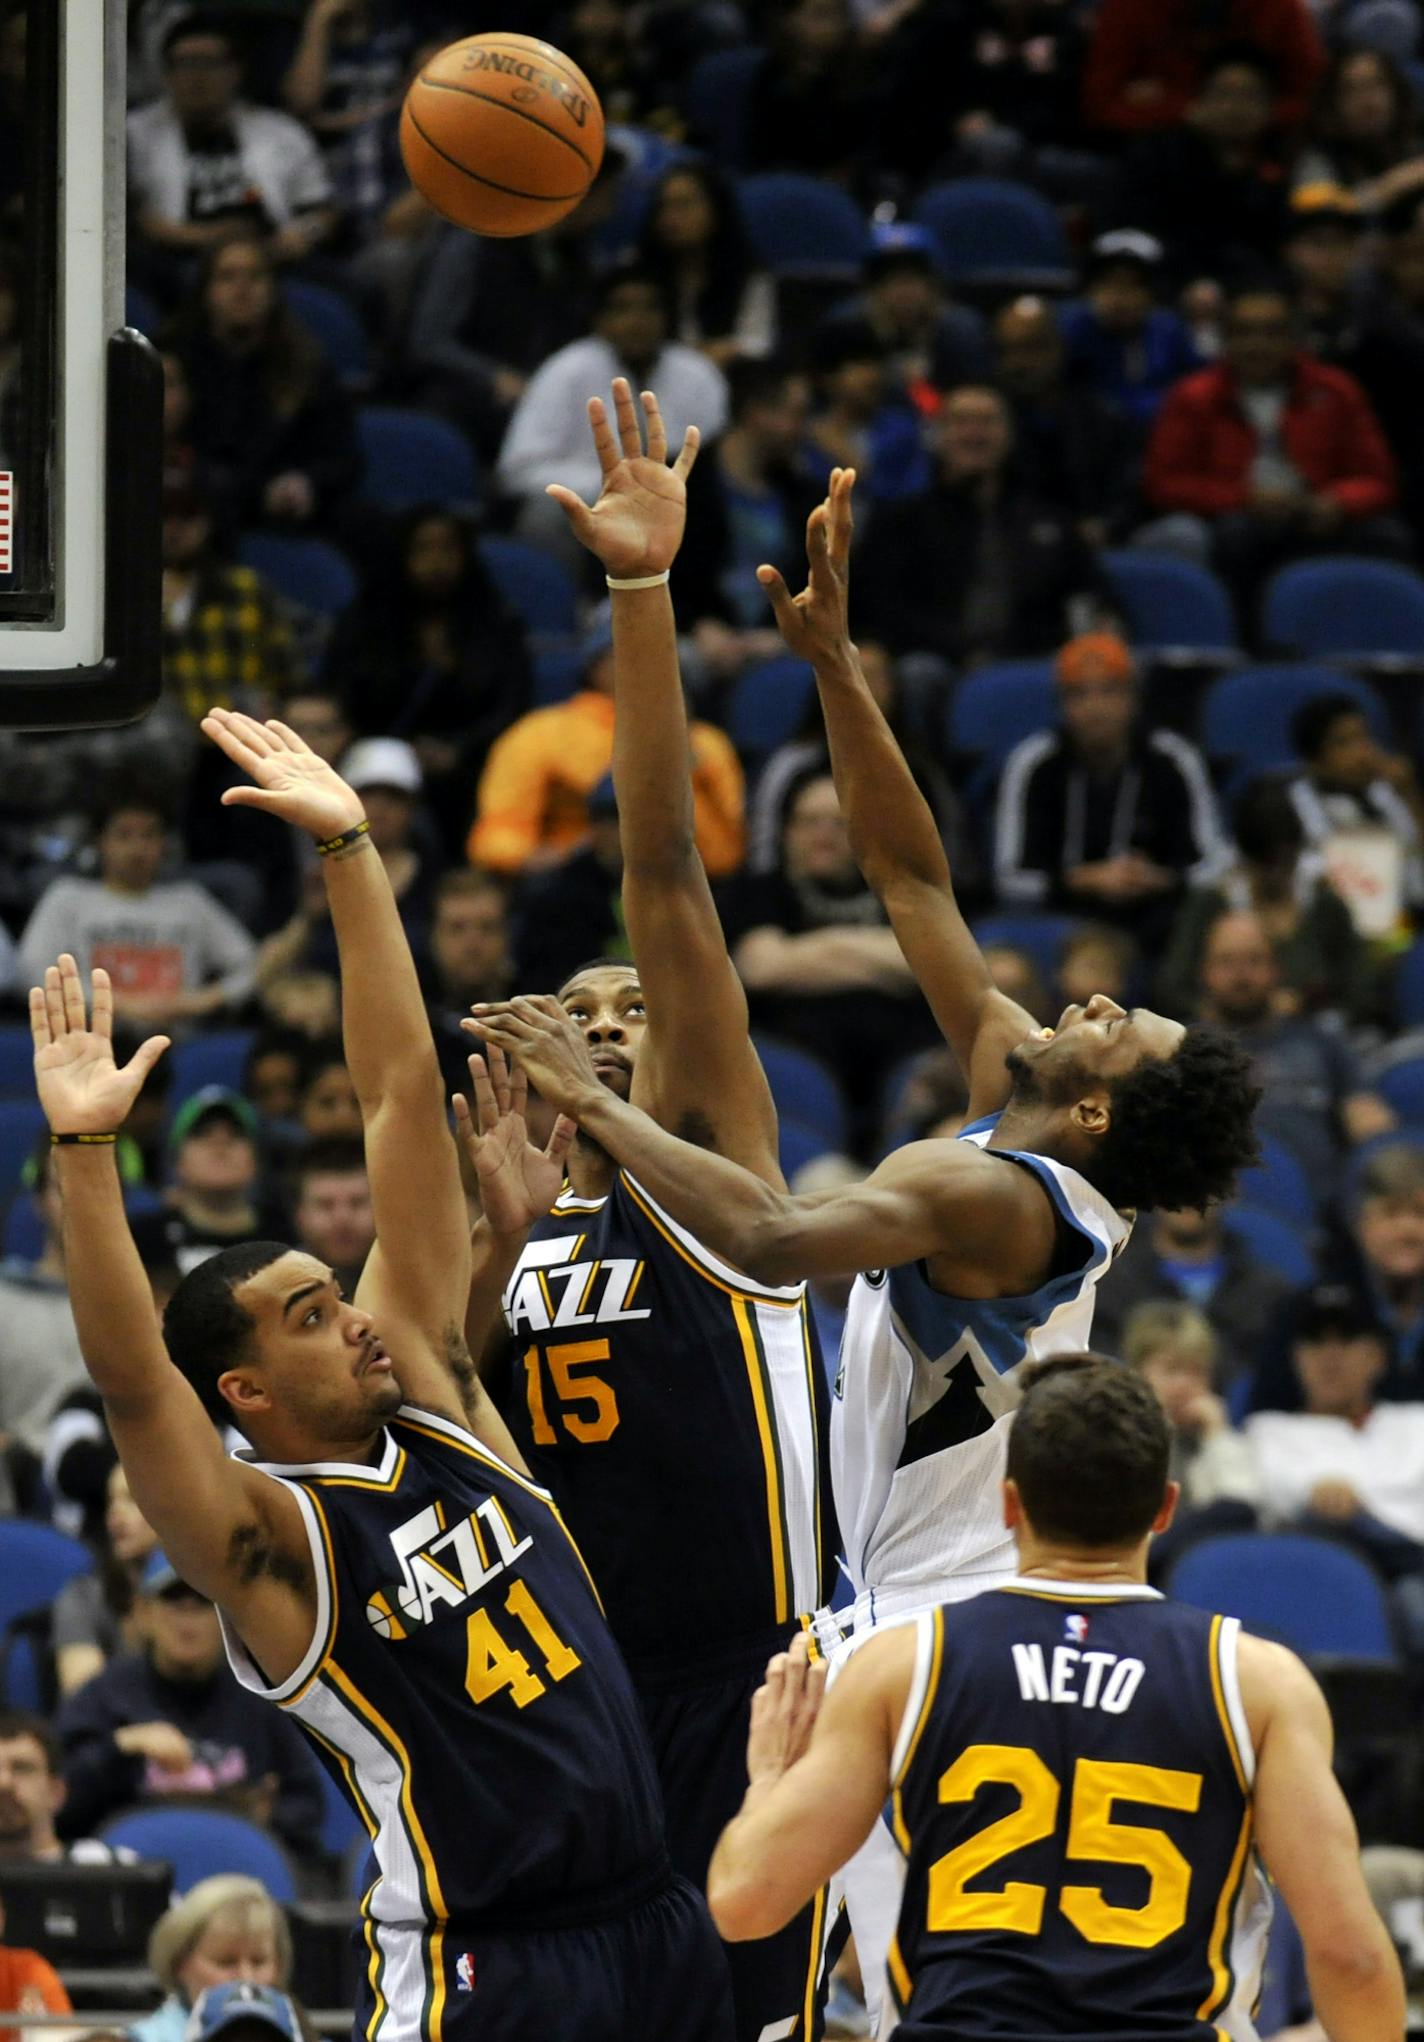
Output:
[1087, 1025, 1261, 1214]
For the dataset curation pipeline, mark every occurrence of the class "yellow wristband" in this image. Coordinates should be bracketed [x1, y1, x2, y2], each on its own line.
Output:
[51, 1132, 118, 1146]
[316, 819, 371, 858]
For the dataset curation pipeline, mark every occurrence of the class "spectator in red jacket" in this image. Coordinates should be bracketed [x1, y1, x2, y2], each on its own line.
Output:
[1084, 0, 1323, 136]
[1142, 281, 1409, 621]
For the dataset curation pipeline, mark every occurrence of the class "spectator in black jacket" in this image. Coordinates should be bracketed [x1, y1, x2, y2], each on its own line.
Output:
[742, 0, 875, 185]
[856, 384, 1106, 664]
[992, 295, 1140, 545]
[56, 1552, 322, 1852]
[163, 228, 361, 535]
[993, 632, 1226, 945]
[813, 224, 990, 407]
[1093, 1205, 1294, 1376]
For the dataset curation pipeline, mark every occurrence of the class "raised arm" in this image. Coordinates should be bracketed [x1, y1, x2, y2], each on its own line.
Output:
[201, 711, 523, 1466]
[760, 470, 1039, 1117]
[1243, 1638, 1404, 2042]
[545, 379, 780, 1179]
[469, 995, 1056, 1291]
[32, 958, 314, 1679]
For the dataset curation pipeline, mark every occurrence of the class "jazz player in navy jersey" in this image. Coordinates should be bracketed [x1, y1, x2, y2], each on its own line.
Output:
[29, 713, 732, 2042]
[470, 470, 1260, 2033]
[458, 380, 835, 2042]
[706, 1357, 1404, 2042]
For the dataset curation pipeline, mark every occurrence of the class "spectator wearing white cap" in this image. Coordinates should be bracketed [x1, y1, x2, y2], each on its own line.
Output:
[295, 737, 435, 969]
[1060, 231, 1202, 429]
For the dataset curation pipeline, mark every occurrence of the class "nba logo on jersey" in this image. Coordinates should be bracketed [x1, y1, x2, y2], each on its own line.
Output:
[455, 1953, 476, 1993]
[1064, 1613, 1090, 1644]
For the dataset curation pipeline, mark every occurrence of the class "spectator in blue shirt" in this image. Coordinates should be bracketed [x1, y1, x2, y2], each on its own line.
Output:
[1061, 230, 1201, 430]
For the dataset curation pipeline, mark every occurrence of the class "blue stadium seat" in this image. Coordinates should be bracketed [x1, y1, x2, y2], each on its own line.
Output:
[1262, 556, 1424, 662]
[1169, 1533, 1397, 1661]
[99, 1809, 297, 1900]
[236, 533, 357, 620]
[0, 1524, 92, 1636]
[970, 913, 1083, 990]
[283, 279, 371, 385]
[1395, 939, 1424, 1027]
[945, 662, 1057, 768]
[477, 536, 578, 641]
[357, 408, 481, 514]
[913, 179, 1072, 288]
[1221, 1205, 1317, 1288]
[315, 1762, 364, 1860]
[779, 1117, 835, 1183]
[753, 1036, 847, 1150]
[5, 1183, 163, 1263]
[1375, 1055, 1424, 1122]
[681, 46, 762, 166]
[728, 656, 815, 759]
[0, 1023, 34, 1095]
[170, 1030, 255, 1105]
[737, 174, 868, 276]
[1200, 664, 1389, 771]
[124, 283, 158, 339]
[531, 645, 584, 707]
[1100, 551, 1237, 657]
[1238, 1133, 1317, 1226]
[0, 1100, 46, 1199]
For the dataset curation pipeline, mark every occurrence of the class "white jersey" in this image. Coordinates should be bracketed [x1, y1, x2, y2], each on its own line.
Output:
[830, 1115, 1132, 1632]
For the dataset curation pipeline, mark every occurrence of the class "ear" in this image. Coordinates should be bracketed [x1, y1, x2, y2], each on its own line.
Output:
[1002, 1478, 1024, 1532]
[217, 1367, 273, 1420]
[1151, 1480, 1180, 1538]
[1069, 1088, 1112, 1139]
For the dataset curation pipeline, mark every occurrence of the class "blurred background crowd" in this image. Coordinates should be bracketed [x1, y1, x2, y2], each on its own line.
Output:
[1, 0, 1424, 2034]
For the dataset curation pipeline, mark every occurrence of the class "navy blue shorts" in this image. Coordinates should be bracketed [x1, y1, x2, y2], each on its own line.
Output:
[641, 1664, 828, 2042]
[355, 1874, 732, 2042]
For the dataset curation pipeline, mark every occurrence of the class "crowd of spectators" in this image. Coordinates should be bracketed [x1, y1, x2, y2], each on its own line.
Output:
[8, 0, 1424, 2031]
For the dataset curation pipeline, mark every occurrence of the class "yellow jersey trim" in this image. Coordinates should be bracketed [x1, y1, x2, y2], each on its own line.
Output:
[310, 1446, 409, 1495]
[619, 1172, 803, 1308]
[731, 1293, 790, 1625]
[802, 1882, 828, 2037]
[887, 1931, 912, 2013]
[280, 1486, 341, 1709]
[1208, 1613, 1249, 1795]
[1196, 1801, 1254, 2027]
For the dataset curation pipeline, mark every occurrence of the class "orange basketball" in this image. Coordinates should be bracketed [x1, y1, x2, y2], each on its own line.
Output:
[400, 33, 605, 239]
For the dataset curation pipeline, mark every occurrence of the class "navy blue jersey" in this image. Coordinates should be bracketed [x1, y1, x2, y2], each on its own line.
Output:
[500, 1172, 835, 1682]
[888, 1582, 1271, 2042]
[221, 1406, 668, 1976]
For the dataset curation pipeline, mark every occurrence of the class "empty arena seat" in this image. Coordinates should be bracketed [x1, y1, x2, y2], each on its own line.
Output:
[1262, 556, 1424, 662]
[945, 663, 1056, 768]
[0, 1100, 45, 1199]
[753, 1036, 847, 1150]
[0, 1022, 34, 1095]
[1100, 551, 1238, 657]
[283, 279, 371, 385]
[1200, 664, 1389, 772]
[1237, 1133, 1317, 1226]
[914, 179, 1072, 288]
[170, 1030, 256, 1104]
[1375, 1054, 1424, 1121]
[1169, 1534, 1396, 1661]
[970, 913, 1083, 989]
[681, 46, 761, 165]
[1220, 1206, 1316, 1288]
[357, 408, 481, 514]
[737, 174, 869, 276]
[477, 535, 579, 641]
[99, 1809, 298, 1900]
[728, 656, 816, 758]
[236, 534, 358, 621]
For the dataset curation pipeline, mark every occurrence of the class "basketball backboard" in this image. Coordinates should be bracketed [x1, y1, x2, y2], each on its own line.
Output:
[0, 0, 161, 729]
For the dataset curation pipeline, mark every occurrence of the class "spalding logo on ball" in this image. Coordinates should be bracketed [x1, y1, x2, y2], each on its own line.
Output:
[400, 32, 606, 240]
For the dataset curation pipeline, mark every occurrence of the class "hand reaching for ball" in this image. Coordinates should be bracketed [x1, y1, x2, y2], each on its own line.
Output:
[546, 379, 700, 580]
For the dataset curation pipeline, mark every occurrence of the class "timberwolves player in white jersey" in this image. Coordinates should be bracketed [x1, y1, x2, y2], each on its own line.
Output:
[705, 1358, 1403, 2042]
[472, 471, 1261, 2032]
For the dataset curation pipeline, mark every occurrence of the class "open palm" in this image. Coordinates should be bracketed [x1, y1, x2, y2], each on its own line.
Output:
[455, 1045, 575, 1237]
[758, 465, 855, 664]
[547, 379, 699, 579]
[200, 708, 366, 842]
[31, 958, 168, 1134]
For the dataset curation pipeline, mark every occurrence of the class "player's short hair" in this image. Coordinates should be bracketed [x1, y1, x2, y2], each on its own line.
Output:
[555, 957, 639, 998]
[1088, 1025, 1260, 1213]
[0, 1708, 61, 1773]
[1007, 1355, 1170, 1546]
[163, 1242, 292, 1429]
[1290, 690, 1369, 762]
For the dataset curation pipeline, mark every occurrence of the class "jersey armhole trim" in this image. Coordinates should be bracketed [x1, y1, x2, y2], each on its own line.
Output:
[1216, 1615, 1256, 1789]
[217, 1470, 335, 1707]
[890, 1608, 942, 1784]
[619, 1170, 807, 1305]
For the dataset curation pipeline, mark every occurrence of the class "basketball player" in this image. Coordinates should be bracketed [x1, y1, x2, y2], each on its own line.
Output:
[467, 476, 1259, 2027]
[459, 381, 835, 2042]
[31, 711, 732, 2042]
[706, 1356, 1404, 2042]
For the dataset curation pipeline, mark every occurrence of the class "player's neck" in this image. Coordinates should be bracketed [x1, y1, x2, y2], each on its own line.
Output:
[566, 1134, 615, 1200]
[247, 1415, 388, 1470]
[1016, 1536, 1151, 1585]
[987, 1101, 1069, 1162]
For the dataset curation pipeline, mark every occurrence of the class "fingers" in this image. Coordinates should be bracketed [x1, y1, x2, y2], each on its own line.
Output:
[488, 1040, 512, 1119]
[544, 1114, 577, 1167]
[43, 965, 66, 1045]
[451, 1089, 473, 1142]
[641, 387, 667, 465]
[219, 787, 286, 810]
[28, 985, 50, 1053]
[544, 484, 598, 546]
[828, 465, 855, 568]
[91, 966, 113, 1042]
[128, 1035, 171, 1084]
[671, 422, 700, 482]
[58, 953, 87, 1036]
[466, 1051, 498, 1138]
[200, 712, 268, 779]
[757, 564, 797, 634]
[510, 1058, 529, 1121]
[263, 717, 309, 755]
[807, 502, 830, 561]
[611, 377, 643, 460]
[587, 393, 620, 476]
[224, 709, 279, 756]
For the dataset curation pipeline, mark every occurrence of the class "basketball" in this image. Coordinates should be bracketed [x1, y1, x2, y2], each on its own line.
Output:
[400, 33, 605, 240]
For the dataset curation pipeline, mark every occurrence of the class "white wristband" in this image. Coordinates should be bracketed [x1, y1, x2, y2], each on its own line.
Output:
[605, 570, 670, 591]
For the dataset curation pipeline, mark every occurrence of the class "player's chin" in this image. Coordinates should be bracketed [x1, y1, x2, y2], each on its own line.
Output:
[363, 1375, 404, 1419]
[594, 1064, 632, 1097]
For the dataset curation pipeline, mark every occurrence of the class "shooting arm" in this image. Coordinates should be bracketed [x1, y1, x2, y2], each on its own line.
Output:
[465, 1214, 528, 1377]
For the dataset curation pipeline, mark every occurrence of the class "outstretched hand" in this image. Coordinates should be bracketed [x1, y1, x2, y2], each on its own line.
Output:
[759, 466, 855, 665]
[546, 378, 699, 578]
[746, 1632, 827, 1788]
[31, 957, 169, 1135]
[465, 995, 605, 1120]
[200, 708, 366, 844]
[453, 1042, 576, 1239]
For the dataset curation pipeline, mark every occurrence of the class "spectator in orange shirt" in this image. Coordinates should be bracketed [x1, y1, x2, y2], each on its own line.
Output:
[0, 1897, 71, 2042]
[468, 620, 745, 878]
